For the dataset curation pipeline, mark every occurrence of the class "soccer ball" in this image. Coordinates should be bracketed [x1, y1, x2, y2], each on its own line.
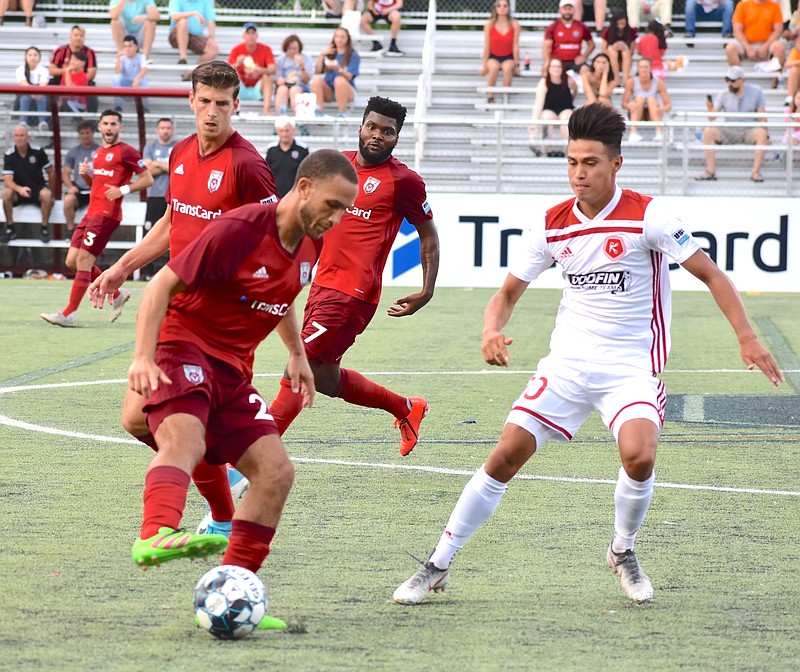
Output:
[194, 565, 267, 639]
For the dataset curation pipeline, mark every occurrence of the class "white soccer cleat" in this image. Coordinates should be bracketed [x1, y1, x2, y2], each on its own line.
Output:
[607, 545, 654, 603]
[393, 561, 450, 605]
[109, 288, 131, 323]
[41, 311, 76, 328]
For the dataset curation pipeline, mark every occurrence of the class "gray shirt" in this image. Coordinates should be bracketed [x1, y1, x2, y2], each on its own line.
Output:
[142, 139, 177, 198]
[64, 142, 99, 192]
[714, 83, 766, 124]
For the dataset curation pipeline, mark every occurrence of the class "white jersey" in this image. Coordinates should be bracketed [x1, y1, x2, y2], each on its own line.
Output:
[510, 186, 700, 374]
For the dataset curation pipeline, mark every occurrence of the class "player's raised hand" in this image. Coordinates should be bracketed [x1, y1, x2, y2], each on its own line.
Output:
[128, 356, 172, 398]
[286, 351, 316, 408]
[78, 157, 90, 177]
[387, 290, 432, 317]
[741, 340, 784, 388]
[88, 265, 127, 308]
[482, 330, 514, 367]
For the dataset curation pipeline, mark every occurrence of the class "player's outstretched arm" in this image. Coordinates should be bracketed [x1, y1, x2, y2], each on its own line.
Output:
[276, 304, 315, 408]
[482, 273, 530, 367]
[681, 250, 784, 387]
[127, 267, 184, 398]
[89, 207, 172, 309]
[388, 219, 440, 317]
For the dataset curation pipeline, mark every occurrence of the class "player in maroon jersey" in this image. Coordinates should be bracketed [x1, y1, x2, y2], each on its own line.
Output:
[129, 149, 358, 581]
[269, 96, 440, 456]
[41, 109, 153, 328]
[88, 61, 278, 540]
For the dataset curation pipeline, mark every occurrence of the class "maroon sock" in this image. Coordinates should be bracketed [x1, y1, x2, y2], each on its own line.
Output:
[221, 519, 276, 573]
[62, 270, 92, 317]
[334, 368, 409, 419]
[269, 377, 305, 435]
[140, 466, 190, 538]
[192, 460, 235, 522]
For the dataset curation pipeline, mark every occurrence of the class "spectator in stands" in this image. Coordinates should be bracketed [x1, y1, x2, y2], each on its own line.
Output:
[168, 0, 219, 78]
[696, 66, 769, 182]
[636, 19, 668, 78]
[627, 0, 673, 35]
[59, 52, 89, 114]
[322, 0, 356, 19]
[266, 116, 309, 197]
[581, 52, 618, 106]
[529, 57, 576, 156]
[602, 11, 637, 85]
[228, 23, 275, 117]
[274, 34, 313, 116]
[786, 33, 800, 104]
[543, 0, 595, 76]
[142, 117, 175, 277]
[63, 119, 99, 239]
[480, 0, 521, 104]
[574, 0, 607, 34]
[725, 0, 786, 69]
[684, 0, 735, 40]
[113, 35, 150, 112]
[109, 0, 159, 61]
[49, 25, 98, 112]
[622, 57, 671, 142]
[16, 46, 49, 131]
[361, 0, 404, 55]
[0, 0, 34, 27]
[1, 124, 54, 244]
[311, 26, 360, 117]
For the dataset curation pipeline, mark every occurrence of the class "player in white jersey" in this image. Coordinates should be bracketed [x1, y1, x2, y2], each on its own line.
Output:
[393, 103, 783, 606]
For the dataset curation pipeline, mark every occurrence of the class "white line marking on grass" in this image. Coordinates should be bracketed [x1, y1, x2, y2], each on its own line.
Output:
[2, 379, 799, 498]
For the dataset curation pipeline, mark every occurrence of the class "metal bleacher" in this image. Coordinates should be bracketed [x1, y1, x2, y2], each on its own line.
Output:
[0, 2, 796, 199]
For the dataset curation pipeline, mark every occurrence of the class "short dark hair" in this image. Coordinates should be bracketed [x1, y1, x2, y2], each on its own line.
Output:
[157, 117, 173, 125]
[362, 96, 407, 134]
[76, 119, 95, 132]
[100, 108, 122, 123]
[71, 51, 88, 63]
[295, 149, 358, 188]
[191, 60, 240, 100]
[123, 34, 139, 46]
[282, 34, 303, 53]
[568, 103, 627, 156]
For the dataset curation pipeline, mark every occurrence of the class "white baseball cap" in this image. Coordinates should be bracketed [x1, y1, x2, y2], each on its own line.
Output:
[559, 0, 574, 7]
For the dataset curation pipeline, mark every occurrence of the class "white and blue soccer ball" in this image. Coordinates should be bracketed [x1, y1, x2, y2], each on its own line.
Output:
[194, 565, 267, 639]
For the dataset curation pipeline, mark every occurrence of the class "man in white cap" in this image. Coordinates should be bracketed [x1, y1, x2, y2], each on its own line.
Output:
[265, 116, 309, 197]
[696, 65, 769, 183]
[543, 0, 595, 75]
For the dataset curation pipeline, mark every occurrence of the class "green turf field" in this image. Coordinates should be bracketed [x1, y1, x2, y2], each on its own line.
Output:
[1, 280, 798, 671]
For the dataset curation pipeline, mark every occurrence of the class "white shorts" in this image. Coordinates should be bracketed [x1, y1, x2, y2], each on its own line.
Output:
[505, 355, 666, 446]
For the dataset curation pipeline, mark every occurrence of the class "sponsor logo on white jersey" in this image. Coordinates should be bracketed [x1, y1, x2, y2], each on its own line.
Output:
[183, 364, 204, 384]
[346, 205, 372, 220]
[567, 269, 631, 294]
[557, 246, 574, 262]
[300, 261, 311, 286]
[672, 227, 689, 245]
[250, 301, 289, 316]
[208, 169, 224, 193]
[174, 163, 185, 175]
[363, 176, 380, 194]
[170, 198, 222, 221]
[253, 266, 269, 279]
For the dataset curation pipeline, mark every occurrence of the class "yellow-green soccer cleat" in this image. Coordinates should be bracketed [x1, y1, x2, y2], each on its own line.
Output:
[132, 527, 228, 568]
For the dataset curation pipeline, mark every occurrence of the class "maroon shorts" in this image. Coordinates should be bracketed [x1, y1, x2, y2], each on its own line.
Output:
[71, 214, 120, 255]
[301, 284, 378, 365]
[142, 341, 279, 465]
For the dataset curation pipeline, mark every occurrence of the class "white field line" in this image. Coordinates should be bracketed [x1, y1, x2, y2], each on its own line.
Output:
[1, 378, 798, 498]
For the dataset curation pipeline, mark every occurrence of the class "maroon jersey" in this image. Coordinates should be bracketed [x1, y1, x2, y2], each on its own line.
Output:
[88, 142, 147, 221]
[159, 202, 321, 378]
[166, 131, 278, 257]
[545, 19, 592, 63]
[312, 151, 433, 305]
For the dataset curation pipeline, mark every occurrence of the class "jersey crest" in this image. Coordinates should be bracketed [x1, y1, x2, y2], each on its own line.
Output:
[106, 152, 114, 162]
[363, 176, 381, 194]
[300, 261, 311, 285]
[208, 170, 224, 193]
[603, 237, 626, 260]
[183, 364, 204, 384]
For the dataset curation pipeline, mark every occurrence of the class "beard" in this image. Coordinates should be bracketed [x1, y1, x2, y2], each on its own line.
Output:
[358, 136, 394, 165]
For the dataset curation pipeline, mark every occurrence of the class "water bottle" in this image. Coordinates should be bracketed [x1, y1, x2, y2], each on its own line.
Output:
[523, 53, 530, 71]
[695, 127, 702, 142]
[293, 0, 302, 14]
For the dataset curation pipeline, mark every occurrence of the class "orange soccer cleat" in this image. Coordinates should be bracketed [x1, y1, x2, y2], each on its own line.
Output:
[394, 397, 429, 456]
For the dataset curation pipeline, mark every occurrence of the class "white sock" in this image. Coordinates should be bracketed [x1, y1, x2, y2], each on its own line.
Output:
[428, 465, 508, 570]
[612, 466, 655, 553]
